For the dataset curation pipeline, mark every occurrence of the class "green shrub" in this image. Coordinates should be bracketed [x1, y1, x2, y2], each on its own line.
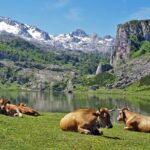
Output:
[139, 74, 150, 86]
[77, 72, 116, 87]
[0, 39, 110, 75]
[131, 41, 150, 58]
[52, 81, 67, 92]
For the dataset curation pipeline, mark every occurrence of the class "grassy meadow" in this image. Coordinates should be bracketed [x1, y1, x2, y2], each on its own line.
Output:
[0, 113, 150, 150]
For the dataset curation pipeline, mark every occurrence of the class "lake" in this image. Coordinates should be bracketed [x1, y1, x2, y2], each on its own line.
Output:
[0, 91, 150, 121]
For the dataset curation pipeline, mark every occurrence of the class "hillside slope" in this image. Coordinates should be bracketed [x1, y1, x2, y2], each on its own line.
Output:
[0, 36, 109, 90]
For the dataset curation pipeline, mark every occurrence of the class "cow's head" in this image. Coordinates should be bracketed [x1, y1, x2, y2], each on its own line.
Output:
[117, 107, 129, 121]
[18, 103, 27, 107]
[96, 107, 113, 128]
[0, 98, 10, 105]
[0, 98, 11, 111]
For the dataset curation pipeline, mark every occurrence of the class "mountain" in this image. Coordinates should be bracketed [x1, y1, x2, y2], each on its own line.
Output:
[0, 16, 114, 53]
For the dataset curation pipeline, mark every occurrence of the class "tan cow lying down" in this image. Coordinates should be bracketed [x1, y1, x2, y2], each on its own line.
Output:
[60, 108, 113, 135]
[117, 107, 150, 132]
[0, 98, 22, 117]
[18, 103, 40, 116]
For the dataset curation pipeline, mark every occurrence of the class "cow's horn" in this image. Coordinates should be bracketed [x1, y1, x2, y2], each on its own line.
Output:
[109, 109, 115, 112]
[109, 106, 117, 112]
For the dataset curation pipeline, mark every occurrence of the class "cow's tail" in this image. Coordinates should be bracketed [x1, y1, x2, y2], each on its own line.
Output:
[34, 111, 42, 116]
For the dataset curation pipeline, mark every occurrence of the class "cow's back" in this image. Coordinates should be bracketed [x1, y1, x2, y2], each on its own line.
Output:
[60, 112, 78, 131]
[138, 116, 150, 132]
[60, 109, 97, 132]
[126, 113, 150, 132]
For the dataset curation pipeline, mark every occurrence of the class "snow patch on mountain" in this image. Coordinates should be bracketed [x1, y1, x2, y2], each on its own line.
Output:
[0, 21, 19, 34]
[0, 16, 115, 53]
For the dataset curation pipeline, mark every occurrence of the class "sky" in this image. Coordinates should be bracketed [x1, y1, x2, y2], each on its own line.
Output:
[0, 0, 150, 37]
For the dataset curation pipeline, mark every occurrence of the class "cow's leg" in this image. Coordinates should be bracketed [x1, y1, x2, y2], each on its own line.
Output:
[78, 126, 91, 134]
[92, 128, 103, 135]
[124, 122, 134, 130]
[97, 128, 103, 135]
[14, 108, 23, 117]
[124, 126, 133, 130]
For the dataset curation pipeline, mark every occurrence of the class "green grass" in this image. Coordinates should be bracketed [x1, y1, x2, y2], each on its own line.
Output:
[75, 73, 150, 97]
[77, 72, 116, 87]
[131, 41, 150, 58]
[0, 82, 22, 90]
[0, 113, 150, 150]
[75, 85, 150, 97]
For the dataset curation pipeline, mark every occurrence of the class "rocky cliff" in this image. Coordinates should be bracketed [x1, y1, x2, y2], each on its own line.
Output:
[111, 20, 150, 67]
[109, 20, 150, 88]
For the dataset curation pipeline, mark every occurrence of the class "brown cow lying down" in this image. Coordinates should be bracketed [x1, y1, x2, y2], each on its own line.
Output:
[0, 98, 22, 117]
[117, 107, 150, 132]
[60, 107, 113, 135]
[17, 103, 40, 116]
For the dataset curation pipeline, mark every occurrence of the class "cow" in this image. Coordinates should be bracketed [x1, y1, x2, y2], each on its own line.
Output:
[0, 98, 22, 117]
[0, 98, 10, 114]
[117, 107, 150, 132]
[60, 107, 113, 135]
[17, 102, 40, 116]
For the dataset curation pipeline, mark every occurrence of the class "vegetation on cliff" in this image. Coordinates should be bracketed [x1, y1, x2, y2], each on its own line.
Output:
[0, 37, 110, 90]
[77, 72, 116, 87]
[131, 41, 150, 58]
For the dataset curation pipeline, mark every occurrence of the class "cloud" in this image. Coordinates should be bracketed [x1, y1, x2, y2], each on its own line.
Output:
[41, 0, 70, 11]
[64, 8, 81, 21]
[130, 7, 150, 19]
[52, 0, 70, 8]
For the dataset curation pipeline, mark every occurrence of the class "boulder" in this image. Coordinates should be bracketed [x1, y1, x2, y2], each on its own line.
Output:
[96, 64, 113, 75]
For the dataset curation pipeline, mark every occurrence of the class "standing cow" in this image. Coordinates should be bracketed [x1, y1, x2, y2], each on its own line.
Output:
[117, 107, 150, 132]
[60, 107, 113, 135]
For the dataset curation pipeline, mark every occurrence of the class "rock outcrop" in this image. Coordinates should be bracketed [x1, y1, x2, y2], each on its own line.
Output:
[107, 55, 150, 88]
[109, 20, 150, 88]
[111, 20, 150, 67]
[96, 64, 113, 75]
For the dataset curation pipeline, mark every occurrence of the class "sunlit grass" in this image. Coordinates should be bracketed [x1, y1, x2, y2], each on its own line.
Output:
[0, 113, 150, 150]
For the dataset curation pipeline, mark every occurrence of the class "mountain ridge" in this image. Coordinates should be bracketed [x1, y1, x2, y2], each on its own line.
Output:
[0, 16, 114, 53]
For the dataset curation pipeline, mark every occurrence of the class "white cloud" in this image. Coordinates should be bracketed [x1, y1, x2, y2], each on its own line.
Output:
[64, 8, 81, 21]
[53, 0, 70, 8]
[41, 0, 70, 11]
[130, 7, 150, 20]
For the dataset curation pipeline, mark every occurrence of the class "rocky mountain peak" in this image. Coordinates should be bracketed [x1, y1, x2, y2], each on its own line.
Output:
[104, 35, 113, 39]
[0, 16, 114, 53]
[70, 29, 88, 37]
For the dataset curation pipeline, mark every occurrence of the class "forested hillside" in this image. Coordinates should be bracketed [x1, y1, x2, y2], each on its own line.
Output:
[0, 36, 109, 90]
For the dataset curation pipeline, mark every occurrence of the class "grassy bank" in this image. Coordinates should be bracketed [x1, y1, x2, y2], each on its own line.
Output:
[75, 83, 150, 96]
[0, 113, 150, 150]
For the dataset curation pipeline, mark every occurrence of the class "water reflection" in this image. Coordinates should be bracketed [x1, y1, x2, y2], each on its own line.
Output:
[0, 91, 150, 121]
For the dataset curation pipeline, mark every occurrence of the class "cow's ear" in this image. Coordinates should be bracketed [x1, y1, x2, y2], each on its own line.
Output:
[94, 110, 101, 116]
[122, 111, 126, 119]
[3, 99, 10, 104]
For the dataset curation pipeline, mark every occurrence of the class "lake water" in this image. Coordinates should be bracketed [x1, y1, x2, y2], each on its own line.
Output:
[0, 91, 150, 121]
